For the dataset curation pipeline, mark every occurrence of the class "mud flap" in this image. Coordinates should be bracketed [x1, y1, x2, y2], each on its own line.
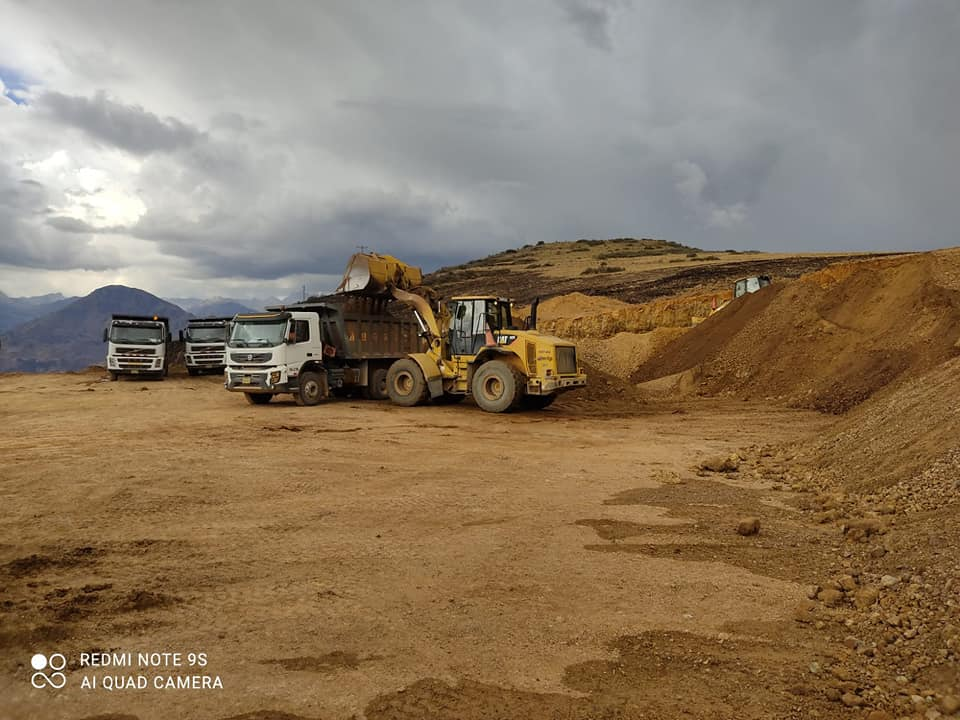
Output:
[407, 352, 444, 399]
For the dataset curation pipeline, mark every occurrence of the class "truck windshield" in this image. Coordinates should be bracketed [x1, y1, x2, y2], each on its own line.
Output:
[187, 327, 226, 343]
[110, 325, 164, 344]
[229, 320, 287, 348]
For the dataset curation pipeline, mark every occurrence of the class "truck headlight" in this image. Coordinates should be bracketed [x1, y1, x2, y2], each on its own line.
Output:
[270, 371, 281, 384]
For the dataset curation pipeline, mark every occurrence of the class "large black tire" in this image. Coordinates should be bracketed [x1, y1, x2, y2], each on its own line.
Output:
[296, 371, 327, 406]
[244, 393, 272, 405]
[386, 358, 427, 407]
[365, 366, 390, 401]
[108, 372, 118, 382]
[520, 394, 556, 410]
[472, 361, 523, 413]
[187, 367, 199, 376]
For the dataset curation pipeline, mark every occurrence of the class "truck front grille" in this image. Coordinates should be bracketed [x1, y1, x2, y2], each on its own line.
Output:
[115, 347, 157, 356]
[230, 352, 272, 363]
[556, 346, 577, 375]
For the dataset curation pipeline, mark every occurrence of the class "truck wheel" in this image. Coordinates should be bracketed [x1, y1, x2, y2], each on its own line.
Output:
[245, 393, 272, 405]
[520, 394, 555, 410]
[108, 372, 118, 382]
[386, 359, 427, 407]
[187, 367, 199, 376]
[366, 367, 389, 400]
[296, 371, 327, 406]
[472, 361, 523, 413]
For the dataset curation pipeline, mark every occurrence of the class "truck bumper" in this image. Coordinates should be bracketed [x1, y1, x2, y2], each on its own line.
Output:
[527, 373, 587, 395]
[225, 366, 290, 393]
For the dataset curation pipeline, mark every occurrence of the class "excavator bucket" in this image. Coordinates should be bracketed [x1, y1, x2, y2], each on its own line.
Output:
[336, 253, 424, 295]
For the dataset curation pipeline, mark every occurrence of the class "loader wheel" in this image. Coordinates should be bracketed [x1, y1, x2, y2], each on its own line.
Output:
[245, 393, 272, 405]
[296, 371, 327, 406]
[386, 359, 427, 407]
[365, 367, 390, 401]
[520, 394, 555, 410]
[472, 361, 523, 413]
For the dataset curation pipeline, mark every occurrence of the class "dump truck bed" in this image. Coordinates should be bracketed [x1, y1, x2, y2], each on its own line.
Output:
[270, 295, 424, 360]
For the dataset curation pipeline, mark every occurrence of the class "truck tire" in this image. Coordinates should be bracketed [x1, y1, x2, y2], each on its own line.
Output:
[245, 393, 272, 405]
[187, 367, 199, 376]
[108, 371, 118, 382]
[386, 359, 427, 407]
[520, 394, 555, 410]
[296, 371, 327, 406]
[472, 361, 523, 413]
[365, 366, 390, 401]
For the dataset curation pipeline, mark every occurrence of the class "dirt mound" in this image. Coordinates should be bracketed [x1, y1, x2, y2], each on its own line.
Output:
[576, 328, 686, 379]
[541, 290, 725, 340]
[813, 356, 960, 493]
[535, 291, 630, 322]
[634, 250, 960, 412]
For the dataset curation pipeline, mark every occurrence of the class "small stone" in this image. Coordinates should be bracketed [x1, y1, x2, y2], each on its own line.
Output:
[881, 575, 901, 587]
[838, 574, 858, 591]
[809, 661, 821, 674]
[794, 599, 817, 623]
[806, 584, 821, 600]
[841, 692, 864, 707]
[855, 586, 881, 609]
[824, 688, 842, 702]
[818, 588, 845, 607]
[866, 711, 893, 720]
[700, 454, 741, 473]
[736, 517, 760, 536]
[941, 695, 960, 714]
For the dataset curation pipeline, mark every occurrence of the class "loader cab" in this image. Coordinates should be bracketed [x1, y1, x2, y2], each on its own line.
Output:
[447, 297, 513, 357]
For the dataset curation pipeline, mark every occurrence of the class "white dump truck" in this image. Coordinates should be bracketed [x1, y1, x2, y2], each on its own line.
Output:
[180, 316, 231, 375]
[103, 314, 172, 380]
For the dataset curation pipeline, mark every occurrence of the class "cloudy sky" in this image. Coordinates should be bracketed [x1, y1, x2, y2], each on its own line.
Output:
[1, 1, 958, 300]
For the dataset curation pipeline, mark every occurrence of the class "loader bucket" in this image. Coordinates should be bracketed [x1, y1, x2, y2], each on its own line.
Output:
[336, 253, 424, 295]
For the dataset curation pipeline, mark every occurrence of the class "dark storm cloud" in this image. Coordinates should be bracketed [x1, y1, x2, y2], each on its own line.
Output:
[38, 90, 202, 155]
[559, 0, 624, 50]
[133, 189, 511, 281]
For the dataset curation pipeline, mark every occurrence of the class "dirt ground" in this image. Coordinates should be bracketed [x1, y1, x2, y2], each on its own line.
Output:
[0, 370, 859, 720]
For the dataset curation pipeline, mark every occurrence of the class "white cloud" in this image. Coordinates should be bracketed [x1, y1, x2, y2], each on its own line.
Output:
[673, 160, 748, 230]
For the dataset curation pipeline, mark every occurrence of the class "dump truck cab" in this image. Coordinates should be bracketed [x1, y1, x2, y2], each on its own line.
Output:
[103, 315, 172, 380]
[224, 310, 326, 405]
[180, 316, 232, 375]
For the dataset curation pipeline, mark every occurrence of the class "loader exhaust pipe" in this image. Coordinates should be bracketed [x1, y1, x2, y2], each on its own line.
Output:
[529, 297, 540, 330]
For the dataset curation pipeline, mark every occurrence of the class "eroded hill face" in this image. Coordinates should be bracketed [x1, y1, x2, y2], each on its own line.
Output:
[634, 250, 960, 413]
[425, 238, 873, 305]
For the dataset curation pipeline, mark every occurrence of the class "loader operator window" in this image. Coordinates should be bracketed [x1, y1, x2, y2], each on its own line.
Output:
[450, 299, 489, 356]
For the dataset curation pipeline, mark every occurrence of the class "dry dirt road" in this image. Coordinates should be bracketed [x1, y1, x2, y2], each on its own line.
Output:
[1, 371, 843, 720]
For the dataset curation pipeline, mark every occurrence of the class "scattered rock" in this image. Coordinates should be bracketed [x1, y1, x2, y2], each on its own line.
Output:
[841, 692, 864, 707]
[941, 696, 960, 715]
[838, 574, 858, 591]
[794, 599, 817, 623]
[854, 586, 881, 609]
[701, 454, 741, 473]
[736, 517, 760, 536]
[881, 574, 901, 587]
[817, 588, 845, 607]
[866, 711, 893, 720]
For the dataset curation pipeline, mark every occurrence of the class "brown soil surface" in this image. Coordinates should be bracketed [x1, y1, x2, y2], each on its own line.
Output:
[0, 370, 868, 720]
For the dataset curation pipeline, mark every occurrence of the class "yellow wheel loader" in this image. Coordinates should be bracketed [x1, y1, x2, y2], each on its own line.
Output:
[336, 253, 587, 412]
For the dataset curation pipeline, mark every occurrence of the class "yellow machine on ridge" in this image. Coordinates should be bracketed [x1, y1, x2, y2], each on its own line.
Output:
[337, 252, 587, 412]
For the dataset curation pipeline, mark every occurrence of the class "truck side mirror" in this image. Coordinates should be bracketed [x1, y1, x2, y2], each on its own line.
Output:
[179, 330, 185, 342]
[102, 328, 108, 342]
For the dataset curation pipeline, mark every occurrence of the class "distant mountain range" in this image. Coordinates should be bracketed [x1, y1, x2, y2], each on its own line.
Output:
[0, 291, 78, 333]
[0, 285, 192, 372]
